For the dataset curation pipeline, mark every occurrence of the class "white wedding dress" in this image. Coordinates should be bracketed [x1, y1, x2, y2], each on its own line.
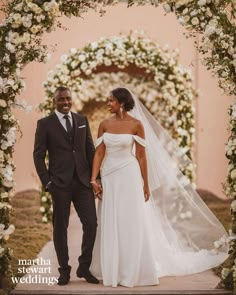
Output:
[90, 132, 228, 288]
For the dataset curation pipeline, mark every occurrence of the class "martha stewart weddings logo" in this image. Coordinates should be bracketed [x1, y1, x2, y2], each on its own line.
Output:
[11, 257, 58, 286]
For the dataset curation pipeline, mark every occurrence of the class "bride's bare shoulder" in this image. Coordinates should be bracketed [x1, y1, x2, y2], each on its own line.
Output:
[132, 118, 143, 127]
[98, 118, 114, 130]
[99, 118, 113, 125]
[133, 119, 144, 134]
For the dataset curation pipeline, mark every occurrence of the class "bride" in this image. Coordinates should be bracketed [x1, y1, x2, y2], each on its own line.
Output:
[89, 87, 228, 288]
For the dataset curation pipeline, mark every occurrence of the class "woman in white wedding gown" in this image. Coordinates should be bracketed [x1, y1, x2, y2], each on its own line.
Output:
[89, 87, 228, 288]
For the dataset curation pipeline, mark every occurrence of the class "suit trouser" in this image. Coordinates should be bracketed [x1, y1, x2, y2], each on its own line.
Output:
[50, 176, 97, 274]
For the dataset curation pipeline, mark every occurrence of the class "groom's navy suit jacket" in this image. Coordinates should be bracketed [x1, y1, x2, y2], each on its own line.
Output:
[33, 111, 95, 189]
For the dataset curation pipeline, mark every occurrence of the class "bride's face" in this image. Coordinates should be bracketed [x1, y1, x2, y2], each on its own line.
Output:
[107, 94, 120, 114]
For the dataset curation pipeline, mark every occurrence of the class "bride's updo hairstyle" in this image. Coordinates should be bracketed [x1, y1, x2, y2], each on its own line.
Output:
[111, 88, 135, 111]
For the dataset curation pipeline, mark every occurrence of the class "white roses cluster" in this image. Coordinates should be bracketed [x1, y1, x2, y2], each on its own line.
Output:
[43, 33, 196, 153]
[1, 127, 16, 151]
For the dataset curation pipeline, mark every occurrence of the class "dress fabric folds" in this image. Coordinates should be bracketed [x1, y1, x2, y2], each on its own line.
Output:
[90, 132, 227, 288]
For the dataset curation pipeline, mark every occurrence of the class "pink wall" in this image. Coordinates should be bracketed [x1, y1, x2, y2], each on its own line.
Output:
[4, 3, 232, 197]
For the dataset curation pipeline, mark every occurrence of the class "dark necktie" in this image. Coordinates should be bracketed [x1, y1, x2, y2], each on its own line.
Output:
[64, 114, 72, 135]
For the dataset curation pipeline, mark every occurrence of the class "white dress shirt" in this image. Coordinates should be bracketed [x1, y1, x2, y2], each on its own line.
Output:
[55, 110, 73, 132]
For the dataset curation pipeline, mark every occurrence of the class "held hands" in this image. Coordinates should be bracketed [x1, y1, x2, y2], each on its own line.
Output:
[143, 184, 150, 202]
[90, 180, 103, 200]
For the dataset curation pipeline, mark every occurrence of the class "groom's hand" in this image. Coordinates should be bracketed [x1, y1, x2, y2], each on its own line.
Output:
[91, 180, 103, 200]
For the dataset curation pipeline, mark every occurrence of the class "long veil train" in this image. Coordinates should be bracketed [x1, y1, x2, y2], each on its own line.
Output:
[128, 90, 228, 275]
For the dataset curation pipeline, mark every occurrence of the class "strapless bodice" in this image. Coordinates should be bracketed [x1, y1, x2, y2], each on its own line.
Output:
[95, 133, 146, 176]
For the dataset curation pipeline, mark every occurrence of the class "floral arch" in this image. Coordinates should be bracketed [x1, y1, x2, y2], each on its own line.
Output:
[38, 32, 196, 224]
[0, 0, 235, 291]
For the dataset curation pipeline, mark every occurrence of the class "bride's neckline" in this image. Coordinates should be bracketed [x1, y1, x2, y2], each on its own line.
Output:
[104, 132, 135, 136]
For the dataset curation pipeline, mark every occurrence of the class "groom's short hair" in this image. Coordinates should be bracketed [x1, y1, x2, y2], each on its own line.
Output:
[54, 86, 71, 98]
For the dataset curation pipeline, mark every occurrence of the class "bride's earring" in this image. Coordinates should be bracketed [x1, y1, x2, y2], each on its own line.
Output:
[120, 105, 123, 119]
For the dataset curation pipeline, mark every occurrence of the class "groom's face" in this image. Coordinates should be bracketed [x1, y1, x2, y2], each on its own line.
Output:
[54, 89, 72, 114]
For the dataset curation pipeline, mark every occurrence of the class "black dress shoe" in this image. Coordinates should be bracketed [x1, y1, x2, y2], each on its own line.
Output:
[57, 273, 70, 285]
[76, 267, 99, 284]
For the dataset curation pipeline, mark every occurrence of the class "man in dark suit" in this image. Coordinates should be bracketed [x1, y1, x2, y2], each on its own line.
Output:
[33, 86, 100, 285]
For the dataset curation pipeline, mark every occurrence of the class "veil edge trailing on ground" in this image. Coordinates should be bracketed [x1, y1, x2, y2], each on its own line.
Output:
[127, 88, 228, 274]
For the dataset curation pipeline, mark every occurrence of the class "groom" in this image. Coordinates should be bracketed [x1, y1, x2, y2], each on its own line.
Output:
[33, 86, 99, 285]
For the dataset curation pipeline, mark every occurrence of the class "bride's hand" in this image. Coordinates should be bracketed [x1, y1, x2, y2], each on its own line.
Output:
[143, 184, 150, 202]
[91, 180, 103, 200]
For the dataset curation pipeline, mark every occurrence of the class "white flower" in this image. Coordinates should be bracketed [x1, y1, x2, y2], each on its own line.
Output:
[85, 69, 92, 76]
[228, 47, 234, 56]
[42, 216, 48, 223]
[231, 169, 236, 180]
[43, 0, 60, 15]
[0, 224, 15, 239]
[6, 31, 19, 44]
[70, 48, 77, 54]
[205, 21, 218, 38]
[163, 3, 171, 13]
[60, 54, 68, 63]
[80, 62, 88, 71]
[202, 38, 213, 51]
[78, 54, 86, 62]
[30, 25, 41, 34]
[27, 2, 42, 14]
[189, 127, 195, 133]
[11, 13, 22, 28]
[41, 196, 47, 202]
[15, 3, 23, 11]
[191, 17, 199, 26]
[184, 15, 190, 23]
[231, 200, 236, 211]
[22, 16, 32, 28]
[2, 165, 13, 181]
[5, 224, 15, 235]
[21, 33, 31, 44]
[43, 53, 51, 63]
[6, 43, 15, 53]
[40, 206, 46, 213]
[0, 99, 7, 108]
[178, 17, 185, 25]
[198, 0, 207, 5]
[3, 127, 16, 148]
[1, 192, 8, 199]
[36, 15, 45, 22]
[0, 202, 12, 210]
[71, 60, 78, 69]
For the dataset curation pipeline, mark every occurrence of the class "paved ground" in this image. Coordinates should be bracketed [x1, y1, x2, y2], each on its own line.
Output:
[12, 207, 231, 295]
